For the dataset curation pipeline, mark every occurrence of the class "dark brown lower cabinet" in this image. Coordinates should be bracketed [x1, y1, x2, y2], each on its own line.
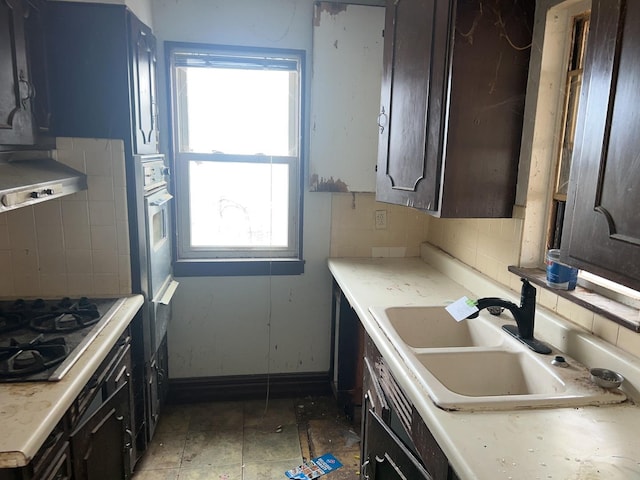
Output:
[0, 328, 136, 480]
[38, 442, 72, 480]
[362, 332, 459, 480]
[146, 333, 169, 442]
[70, 335, 135, 480]
[362, 405, 432, 479]
[70, 382, 131, 480]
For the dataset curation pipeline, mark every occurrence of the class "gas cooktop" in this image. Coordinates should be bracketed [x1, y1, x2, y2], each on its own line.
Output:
[0, 297, 123, 382]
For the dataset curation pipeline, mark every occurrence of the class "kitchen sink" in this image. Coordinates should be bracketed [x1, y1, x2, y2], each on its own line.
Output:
[369, 305, 627, 411]
[371, 306, 504, 348]
[415, 350, 563, 397]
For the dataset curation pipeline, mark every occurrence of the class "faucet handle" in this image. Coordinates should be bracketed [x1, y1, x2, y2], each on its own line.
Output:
[520, 278, 536, 299]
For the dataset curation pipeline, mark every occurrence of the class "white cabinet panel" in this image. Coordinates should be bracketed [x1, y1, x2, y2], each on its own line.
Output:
[309, 2, 384, 193]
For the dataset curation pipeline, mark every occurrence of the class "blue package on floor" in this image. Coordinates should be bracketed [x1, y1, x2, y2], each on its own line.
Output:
[285, 453, 343, 479]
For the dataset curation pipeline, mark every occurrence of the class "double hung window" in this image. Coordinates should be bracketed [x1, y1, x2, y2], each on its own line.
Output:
[167, 43, 305, 276]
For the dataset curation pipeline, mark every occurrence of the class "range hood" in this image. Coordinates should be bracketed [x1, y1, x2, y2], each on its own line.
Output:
[0, 151, 87, 212]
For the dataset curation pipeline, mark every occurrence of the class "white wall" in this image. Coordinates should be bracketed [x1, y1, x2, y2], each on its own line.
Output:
[152, 0, 334, 377]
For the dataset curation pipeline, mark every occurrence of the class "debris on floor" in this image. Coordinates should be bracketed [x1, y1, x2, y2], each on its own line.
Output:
[295, 396, 362, 479]
[285, 453, 343, 479]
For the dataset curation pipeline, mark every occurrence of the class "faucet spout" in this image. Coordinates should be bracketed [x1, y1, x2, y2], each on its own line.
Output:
[469, 279, 551, 354]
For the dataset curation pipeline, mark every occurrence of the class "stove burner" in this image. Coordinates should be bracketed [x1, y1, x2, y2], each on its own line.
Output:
[30, 298, 100, 333]
[0, 336, 69, 377]
[0, 312, 25, 334]
[0, 298, 48, 334]
[0, 296, 118, 382]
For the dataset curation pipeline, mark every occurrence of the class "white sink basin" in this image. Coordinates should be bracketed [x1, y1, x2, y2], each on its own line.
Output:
[415, 350, 564, 397]
[369, 305, 627, 411]
[377, 306, 504, 348]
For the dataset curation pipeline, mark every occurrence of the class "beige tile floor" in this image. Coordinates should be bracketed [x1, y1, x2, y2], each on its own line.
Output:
[133, 396, 361, 480]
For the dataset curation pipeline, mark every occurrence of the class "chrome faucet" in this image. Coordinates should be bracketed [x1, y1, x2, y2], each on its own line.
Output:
[467, 278, 551, 354]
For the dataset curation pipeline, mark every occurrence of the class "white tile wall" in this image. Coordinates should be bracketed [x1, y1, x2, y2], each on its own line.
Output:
[0, 138, 132, 298]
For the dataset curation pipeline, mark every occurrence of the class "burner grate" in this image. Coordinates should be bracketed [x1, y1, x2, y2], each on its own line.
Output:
[30, 301, 101, 333]
[0, 336, 69, 377]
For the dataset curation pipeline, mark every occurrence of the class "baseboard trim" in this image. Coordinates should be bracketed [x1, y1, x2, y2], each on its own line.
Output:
[167, 372, 332, 404]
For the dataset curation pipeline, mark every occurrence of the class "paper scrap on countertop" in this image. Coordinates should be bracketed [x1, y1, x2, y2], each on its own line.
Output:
[285, 453, 343, 479]
[445, 296, 478, 322]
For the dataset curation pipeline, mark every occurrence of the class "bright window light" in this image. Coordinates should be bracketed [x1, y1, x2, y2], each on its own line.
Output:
[168, 44, 303, 265]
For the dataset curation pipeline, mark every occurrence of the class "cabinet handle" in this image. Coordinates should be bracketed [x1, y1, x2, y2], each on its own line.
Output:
[361, 459, 370, 479]
[377, 107, 387, 134]
[124, 428, 134, 449]
[18, 71, 36, 108]
[375, 453, 409, 479]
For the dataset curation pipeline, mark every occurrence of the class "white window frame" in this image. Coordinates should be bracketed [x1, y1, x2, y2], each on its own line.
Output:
[166, 42, 305, 276]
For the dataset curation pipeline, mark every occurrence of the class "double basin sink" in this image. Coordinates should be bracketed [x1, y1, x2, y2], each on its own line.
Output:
[368, 306, 627, 411]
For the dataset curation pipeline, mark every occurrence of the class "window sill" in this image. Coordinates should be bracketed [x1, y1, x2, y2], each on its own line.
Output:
[509, 266, 640, 333]
[174, 258, 305, 277]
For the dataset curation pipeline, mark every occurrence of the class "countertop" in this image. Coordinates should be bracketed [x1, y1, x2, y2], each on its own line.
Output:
[329, 245, 640, 480]
[0, 294, 143, 469]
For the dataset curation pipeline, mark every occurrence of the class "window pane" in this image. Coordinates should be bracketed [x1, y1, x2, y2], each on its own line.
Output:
[189, 161, 290, 249]
[177, 67, 298, 156]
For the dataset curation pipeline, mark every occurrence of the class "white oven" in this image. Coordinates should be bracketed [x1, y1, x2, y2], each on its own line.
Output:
[139, 155, 179, 354]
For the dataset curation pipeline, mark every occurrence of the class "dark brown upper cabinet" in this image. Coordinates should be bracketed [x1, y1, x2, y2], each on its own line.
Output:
[129, 14, 158, 155]
[562, 0, 640, 291]
[47, 2, 158, 154]
[0, 0, 51, 147]
[375, 0, 534, 217]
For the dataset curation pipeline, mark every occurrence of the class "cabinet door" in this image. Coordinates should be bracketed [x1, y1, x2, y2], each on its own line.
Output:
[0, 0, 34, 145]
[24, 0, 51, 140]
[362, 406, 432, 480]
[376, 0, 451, 211]
[145, 337, 168, 443]
[104, 343, 136, 475]
[129, 13, 158, 154]
[71, 382, 131, 480]
[562, 0, 640, 291]
[47, 2, 130, 142]
[376, 0, 532, 217]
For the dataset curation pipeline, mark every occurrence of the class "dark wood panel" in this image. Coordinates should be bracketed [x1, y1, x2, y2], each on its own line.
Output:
[508, 266, 640, 332]
[47, 3, 131, 143]
[24, 0, 52, 141]
[167, 372, 332, 403]
[376, 0, 534, 217]
[377, 0, 449, 211]
[441, 0, 532, 217]
[363, 408, 432, 480]
[70, 383, 131, 480]
[563, 0, 640, 291]
[129, 13, 158, 154]
[0, 0, 33, 145]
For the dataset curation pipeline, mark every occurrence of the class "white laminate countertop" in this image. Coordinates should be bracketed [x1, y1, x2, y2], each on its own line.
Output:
[0, 294, 143, 469]
[329, 247, 640, 480]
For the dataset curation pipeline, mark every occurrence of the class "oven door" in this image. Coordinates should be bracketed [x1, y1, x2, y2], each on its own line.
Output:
[144, 187, 178, 352]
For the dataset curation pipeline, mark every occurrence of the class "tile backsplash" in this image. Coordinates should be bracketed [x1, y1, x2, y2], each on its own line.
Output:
[0, 138, 131, 298]
[330, 192, 431, 258]
[427, 216, 524, 287]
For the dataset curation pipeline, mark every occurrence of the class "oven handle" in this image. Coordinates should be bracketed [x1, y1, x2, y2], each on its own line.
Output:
[153, 279, 179, 305]
[148, 192, 173, 207]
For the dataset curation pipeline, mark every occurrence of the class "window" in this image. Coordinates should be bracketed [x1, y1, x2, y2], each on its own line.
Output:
[547, 13, 589, 250]
[167, 43, 305, 276]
